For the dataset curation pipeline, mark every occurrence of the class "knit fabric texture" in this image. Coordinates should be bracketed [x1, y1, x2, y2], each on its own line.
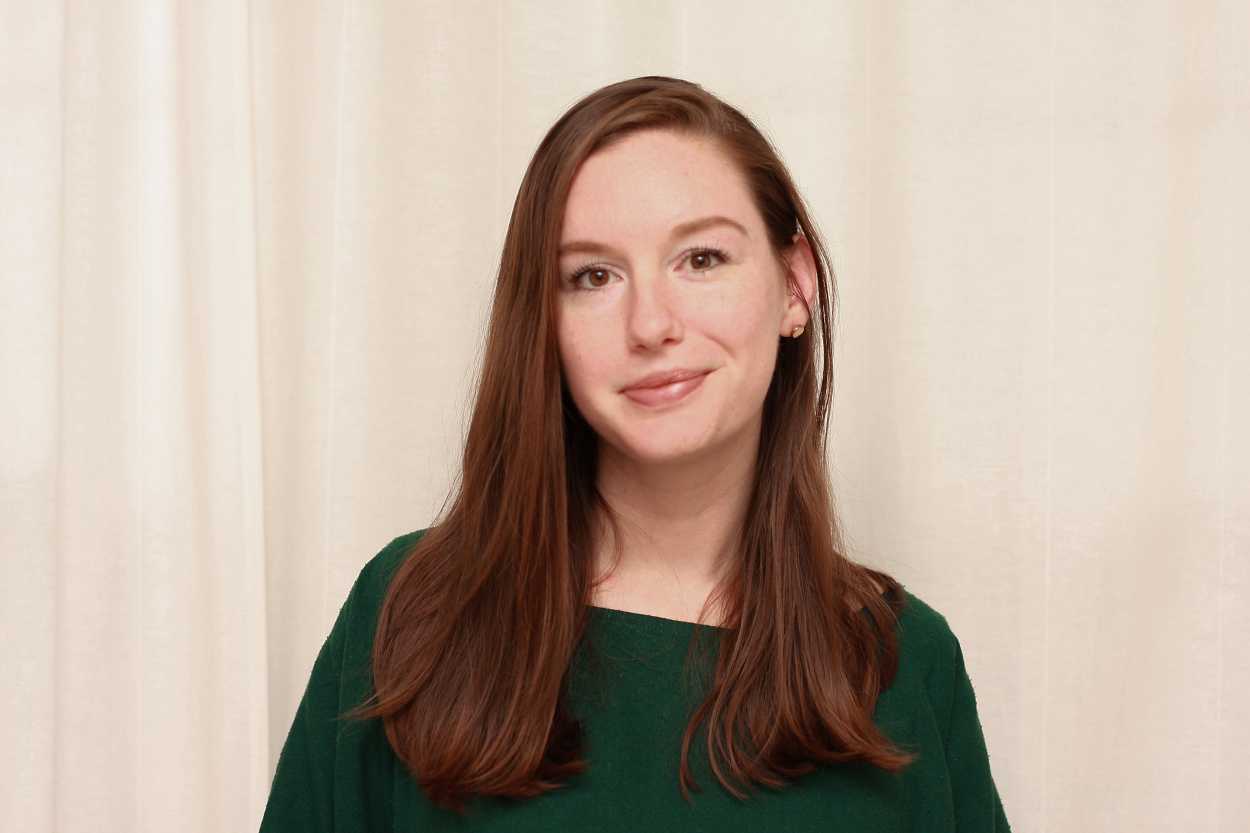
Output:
[260, 529, 1011, 832]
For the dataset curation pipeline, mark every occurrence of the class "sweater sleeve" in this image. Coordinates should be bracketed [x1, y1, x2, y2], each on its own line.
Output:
[941, 631, 1012, 832]
[258, 541, 401, 833]
[258, 575, 361, 833]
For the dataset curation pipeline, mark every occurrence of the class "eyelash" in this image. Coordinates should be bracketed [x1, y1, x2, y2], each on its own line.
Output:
[566, 246, 730, 292]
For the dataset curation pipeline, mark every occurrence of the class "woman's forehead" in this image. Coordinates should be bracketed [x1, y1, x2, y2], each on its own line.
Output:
[560, 131, 758, 245]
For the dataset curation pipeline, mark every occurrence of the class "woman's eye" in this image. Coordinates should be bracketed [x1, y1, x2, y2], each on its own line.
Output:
[570, 267, 615, 290]
[687, 248, 727, 271]
[567, 247, 728, 292]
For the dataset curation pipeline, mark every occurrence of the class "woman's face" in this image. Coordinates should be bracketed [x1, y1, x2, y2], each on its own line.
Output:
[556, 128, 814, 467]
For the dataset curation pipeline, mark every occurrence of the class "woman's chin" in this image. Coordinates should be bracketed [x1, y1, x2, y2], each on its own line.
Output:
[608, 432, 718, 466]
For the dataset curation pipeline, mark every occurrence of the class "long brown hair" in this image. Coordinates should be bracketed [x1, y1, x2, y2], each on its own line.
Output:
[344, 75, 915, 814]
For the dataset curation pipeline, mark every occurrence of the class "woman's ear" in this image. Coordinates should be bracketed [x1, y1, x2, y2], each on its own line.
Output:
[781, 231, 818, 332]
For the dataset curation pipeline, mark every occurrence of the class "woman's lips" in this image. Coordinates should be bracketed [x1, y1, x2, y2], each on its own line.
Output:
[621, 370, 711, 407]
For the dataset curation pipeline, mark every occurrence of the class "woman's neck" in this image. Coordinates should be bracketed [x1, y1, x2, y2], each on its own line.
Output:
[589, 428, 758, 621]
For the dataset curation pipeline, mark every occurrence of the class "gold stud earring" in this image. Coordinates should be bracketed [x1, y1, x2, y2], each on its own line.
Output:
[790, 326, 805, 338]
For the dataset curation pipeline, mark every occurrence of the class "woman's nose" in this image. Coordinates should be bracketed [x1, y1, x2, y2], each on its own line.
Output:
[625, 275, 683, 349]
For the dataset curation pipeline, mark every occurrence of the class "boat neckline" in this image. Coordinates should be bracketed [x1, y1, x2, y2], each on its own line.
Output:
[587, 604, 726, 630]
[587, 586, 896, 632]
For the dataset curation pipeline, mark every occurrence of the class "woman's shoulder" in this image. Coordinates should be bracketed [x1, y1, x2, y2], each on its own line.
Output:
[884, 585, 972, 700]
[363, 526, 428, 574]
[352, 527, 429, 609]
[326, 527, 430, 651]
[893, 586, 956, 646]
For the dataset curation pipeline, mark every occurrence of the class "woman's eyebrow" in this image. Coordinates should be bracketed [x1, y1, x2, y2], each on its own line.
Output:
[558, 214, 749, 258]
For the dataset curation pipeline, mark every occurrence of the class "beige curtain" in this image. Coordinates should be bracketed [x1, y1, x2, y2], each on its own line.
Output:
[3, 1, 1246, 831]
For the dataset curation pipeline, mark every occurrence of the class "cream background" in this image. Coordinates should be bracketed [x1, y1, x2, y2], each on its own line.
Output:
[2, 1, 1247, 831]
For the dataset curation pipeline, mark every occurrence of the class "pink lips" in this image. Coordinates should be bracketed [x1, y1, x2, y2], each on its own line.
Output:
[621, 370, 711, 407]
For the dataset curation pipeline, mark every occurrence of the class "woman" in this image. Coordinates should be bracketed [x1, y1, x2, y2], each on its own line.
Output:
[260, 76, 1011, 831]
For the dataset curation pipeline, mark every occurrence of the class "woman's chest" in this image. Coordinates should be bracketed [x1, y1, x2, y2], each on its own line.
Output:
[389, 678, 942, 833]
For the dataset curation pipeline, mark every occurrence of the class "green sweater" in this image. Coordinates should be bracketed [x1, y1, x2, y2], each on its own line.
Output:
[260, 529, 1011, 831]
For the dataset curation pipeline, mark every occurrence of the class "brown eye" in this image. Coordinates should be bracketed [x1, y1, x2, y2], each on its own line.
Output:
[568, 265, 616, 291]
[687, 248, 728, 271]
